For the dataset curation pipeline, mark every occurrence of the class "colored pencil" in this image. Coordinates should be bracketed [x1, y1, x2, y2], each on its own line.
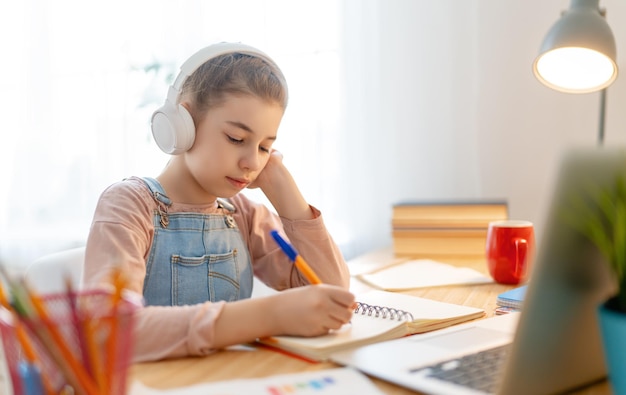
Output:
[105, 267, 126, 394]
[0, 277, 56, 395]
[23, 280, 99, 395]
[270, 230, 322, 285]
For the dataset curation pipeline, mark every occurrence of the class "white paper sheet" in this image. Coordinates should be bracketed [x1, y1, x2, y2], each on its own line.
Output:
[358, 259, 493, 291]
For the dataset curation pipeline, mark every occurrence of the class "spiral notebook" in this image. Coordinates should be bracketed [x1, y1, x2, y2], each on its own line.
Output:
[258, 290, 484, 361]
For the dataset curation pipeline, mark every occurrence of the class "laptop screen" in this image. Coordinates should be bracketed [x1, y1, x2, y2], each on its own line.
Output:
[499, 147, 622, 395]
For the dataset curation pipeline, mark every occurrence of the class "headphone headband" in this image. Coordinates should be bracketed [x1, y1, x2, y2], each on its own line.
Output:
[171, 42, 276, 95]
[152, 42, 277, 155]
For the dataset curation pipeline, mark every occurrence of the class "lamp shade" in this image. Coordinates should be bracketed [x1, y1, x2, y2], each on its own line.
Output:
[533, 0, 618, 94]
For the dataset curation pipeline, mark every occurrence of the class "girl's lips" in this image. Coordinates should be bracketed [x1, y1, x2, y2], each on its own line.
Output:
[227, 177, 250, 189]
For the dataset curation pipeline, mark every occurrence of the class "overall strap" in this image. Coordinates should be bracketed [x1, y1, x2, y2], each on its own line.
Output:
[141, 176, 236, 216]
[141, 177, 171, 228]
[217, 198, 236, 213]
[141, 177, 172, 207]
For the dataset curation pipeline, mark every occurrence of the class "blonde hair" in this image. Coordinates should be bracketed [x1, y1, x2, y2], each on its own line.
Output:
[180, 52, 288, 124]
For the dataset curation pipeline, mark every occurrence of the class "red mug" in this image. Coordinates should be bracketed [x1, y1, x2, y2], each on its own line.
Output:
[486, 220, 535, 285]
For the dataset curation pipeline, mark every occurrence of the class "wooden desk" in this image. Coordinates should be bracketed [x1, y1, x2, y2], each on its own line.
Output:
[130, 248, 611, 395]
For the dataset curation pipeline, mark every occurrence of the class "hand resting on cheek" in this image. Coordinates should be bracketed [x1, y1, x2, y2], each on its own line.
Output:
[247, 149, 284, 191]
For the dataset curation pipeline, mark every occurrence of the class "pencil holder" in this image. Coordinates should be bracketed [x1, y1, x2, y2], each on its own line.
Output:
[0, 289, 141, 395]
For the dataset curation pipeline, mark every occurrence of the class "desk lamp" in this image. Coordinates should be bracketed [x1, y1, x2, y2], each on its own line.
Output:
[532, 0, 618, 145]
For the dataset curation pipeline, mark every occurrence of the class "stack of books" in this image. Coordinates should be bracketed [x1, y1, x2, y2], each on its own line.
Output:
[391, 200, 508, 259]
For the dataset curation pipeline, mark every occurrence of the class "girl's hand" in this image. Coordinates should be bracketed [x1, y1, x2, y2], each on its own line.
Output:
[247, 149, 284, 191]
[246, 149, 313, 220]
[269, 284, 356, 337]
[212, 284, 355, 349]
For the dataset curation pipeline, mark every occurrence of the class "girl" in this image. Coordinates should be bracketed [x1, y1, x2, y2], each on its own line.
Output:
[83, 42, 354, 362]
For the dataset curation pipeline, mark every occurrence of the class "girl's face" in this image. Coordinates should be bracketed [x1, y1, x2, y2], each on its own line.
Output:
[183, 94, 284, 202]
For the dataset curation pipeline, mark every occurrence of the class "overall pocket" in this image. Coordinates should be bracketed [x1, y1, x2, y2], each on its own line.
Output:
[171, 250, 240, 306]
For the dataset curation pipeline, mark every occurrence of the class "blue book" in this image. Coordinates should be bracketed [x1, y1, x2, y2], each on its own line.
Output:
[496, 285, 527, 309]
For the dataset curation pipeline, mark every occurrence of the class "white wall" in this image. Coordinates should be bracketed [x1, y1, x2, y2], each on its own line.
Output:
[336, 0, 626, 259]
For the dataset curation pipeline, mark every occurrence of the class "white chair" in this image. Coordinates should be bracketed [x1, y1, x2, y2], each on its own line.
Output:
[23, 246, 85, 294]
[24, 246, 277, 297]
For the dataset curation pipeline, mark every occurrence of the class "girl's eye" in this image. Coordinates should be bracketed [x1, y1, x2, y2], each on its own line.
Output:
[227, 134, 271, 153]
[227, 135, 243, 144]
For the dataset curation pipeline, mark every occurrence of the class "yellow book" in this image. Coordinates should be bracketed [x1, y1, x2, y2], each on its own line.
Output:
[257, 290, 484, 362]
[392, 200, 508, 229]
[392, 228, 489, 258]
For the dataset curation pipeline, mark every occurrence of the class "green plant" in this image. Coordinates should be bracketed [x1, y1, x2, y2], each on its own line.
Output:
[564, 174, 626, 311]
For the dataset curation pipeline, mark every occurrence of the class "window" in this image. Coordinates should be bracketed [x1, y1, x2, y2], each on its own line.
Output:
[0, 0, 342, 269]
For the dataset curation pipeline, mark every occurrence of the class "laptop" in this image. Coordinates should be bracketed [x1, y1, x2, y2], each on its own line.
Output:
[332, 146, 624, 395]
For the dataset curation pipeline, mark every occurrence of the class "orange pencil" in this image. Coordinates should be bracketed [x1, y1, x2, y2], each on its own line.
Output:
[293, 256, 322, 285]
[65, 276, 91, 373]
[270, 230, 322, 284]
[64, 275, 106, 395]
[105, 267, 126, 394]
[84, 319, 106, 395]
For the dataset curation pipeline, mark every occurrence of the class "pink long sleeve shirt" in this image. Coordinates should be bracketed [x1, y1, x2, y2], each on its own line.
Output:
[83, 176, 349, 362]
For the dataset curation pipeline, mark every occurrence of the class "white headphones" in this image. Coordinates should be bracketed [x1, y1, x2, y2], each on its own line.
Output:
[150, 42, 276, 155]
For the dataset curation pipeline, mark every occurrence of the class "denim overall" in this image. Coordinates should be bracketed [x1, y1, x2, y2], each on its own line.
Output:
[141, 177, 253, 307]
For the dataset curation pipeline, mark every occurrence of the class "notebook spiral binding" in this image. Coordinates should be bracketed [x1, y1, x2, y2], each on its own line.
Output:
[354, 302, 415, 322]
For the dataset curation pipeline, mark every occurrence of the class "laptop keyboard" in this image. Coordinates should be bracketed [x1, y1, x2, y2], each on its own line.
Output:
[409, 344, 510, 394]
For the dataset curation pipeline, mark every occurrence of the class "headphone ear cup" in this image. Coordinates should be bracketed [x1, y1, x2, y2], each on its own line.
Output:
[151, 102, 196, 155]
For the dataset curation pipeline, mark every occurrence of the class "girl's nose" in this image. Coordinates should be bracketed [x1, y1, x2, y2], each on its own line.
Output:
[239, 149, 262, 171]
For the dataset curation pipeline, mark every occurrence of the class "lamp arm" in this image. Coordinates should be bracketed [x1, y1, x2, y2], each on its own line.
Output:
[598, 88, 606, 146]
